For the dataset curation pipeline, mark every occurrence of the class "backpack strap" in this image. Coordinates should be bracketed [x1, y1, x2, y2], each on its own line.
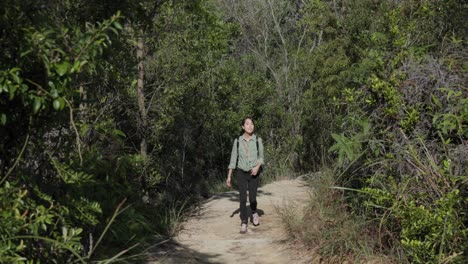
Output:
[235, 136, 240, 169]
[256, 138, 260, 159]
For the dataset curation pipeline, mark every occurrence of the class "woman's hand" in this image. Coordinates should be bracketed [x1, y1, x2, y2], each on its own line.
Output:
[226, 169, 232, 187]
[251, 164, 261, 176]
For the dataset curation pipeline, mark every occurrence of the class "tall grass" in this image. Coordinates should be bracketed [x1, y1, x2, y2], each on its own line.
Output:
[277, 169, 403, 263]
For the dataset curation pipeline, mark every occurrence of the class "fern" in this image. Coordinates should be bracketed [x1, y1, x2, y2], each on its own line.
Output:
[71, 197, 102, 226]
[50, 158, 95, 185]
[328, 119, 370, 165]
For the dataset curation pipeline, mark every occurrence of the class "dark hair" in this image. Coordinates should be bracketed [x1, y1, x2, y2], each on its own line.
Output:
[240, 116, 254, 135]
[241, 116, 254, 126]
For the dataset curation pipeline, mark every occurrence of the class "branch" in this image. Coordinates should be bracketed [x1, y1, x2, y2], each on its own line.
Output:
[0, 117, 31, 186]
[64, 97, 83, 166]
[88, 198, 129, 259]
[26, 78, 83, 166]
[267, 0, 288, 63]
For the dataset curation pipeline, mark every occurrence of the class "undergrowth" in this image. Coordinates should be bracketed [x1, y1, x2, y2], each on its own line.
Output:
[277, 169, 403, 263]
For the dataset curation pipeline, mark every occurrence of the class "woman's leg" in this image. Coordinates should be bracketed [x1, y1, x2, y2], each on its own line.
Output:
[248, 174, 259, 213]
[237, 170, 249, 224]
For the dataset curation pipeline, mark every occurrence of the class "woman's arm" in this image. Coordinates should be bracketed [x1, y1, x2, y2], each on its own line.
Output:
[251, 138, 264, 176]
[227, 138, 238, 170]
[226, 168, 233, 187]
[257, 137, 264, 166]
[227, 139, 237, 187]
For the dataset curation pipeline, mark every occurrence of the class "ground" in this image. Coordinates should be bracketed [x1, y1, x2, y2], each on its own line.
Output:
[148, 178, 311, 263]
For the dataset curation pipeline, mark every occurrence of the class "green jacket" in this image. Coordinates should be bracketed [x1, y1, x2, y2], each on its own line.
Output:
[228, 134, 264, 172]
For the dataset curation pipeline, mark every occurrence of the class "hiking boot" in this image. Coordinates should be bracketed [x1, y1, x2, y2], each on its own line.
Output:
[240, 223, 248, 234]
[252, 212, 260, 226]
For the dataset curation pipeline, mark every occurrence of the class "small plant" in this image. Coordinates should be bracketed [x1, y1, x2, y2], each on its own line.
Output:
[0, 182, 85, 263]
[277, 170, 395, 262]
[328, 119, 370, 166]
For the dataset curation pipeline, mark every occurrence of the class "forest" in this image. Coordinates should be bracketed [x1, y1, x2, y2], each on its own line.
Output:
[0, 0, 466, 263]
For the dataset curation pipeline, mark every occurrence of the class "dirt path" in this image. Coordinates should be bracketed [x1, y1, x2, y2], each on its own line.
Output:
[148, 178, 311, 264]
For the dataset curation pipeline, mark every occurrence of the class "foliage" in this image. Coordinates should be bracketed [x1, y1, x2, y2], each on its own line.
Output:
[0, 1, 144, 262]
[315, 0, 468, 262]
[263, 0, 468, 262]
[0, 181, 84, 263]
[1, 0, 467, 262]
[278, 170, 393, 263]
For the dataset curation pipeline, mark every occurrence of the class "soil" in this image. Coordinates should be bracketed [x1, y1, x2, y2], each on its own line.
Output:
[147, 178, 311, 264]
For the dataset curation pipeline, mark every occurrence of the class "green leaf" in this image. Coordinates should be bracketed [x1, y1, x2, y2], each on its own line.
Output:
[1, 113, 6, 125]
[58, 97, 66, 110]
[80, 60, 88, 68]
[53, 99, 61, 110]
[54, 48, 66, 56]
[56, 61, 71, 76]
[71, 61, 80, 73]
[9, 85, 17, 100]
[113, 21, 123, 30]
[431, 94, 442, 109]
[48, 81, 55, 89]
[10, 71, 21, 84]
[51, 88, 58, 98]
[33, 97, 42, 113]
[113, 129, 126, 138]
[21, 84, 28, 92]
[109, 27, 119, 35]
[20, 49, 33, 57]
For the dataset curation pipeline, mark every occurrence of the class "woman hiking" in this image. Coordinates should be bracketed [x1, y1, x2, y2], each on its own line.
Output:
[226, 116, 264, 234]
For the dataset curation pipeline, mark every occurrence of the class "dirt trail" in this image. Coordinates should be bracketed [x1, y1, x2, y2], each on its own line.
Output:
[148, 178, 311, 264]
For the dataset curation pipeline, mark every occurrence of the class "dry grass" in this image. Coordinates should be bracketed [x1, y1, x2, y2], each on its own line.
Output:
[276, 169, 402, 263]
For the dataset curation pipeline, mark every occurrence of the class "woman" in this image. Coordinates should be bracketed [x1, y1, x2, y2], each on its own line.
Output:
[226, 116, 264, 234]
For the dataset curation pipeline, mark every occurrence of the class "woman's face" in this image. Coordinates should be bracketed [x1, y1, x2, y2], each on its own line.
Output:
[242, 118, 254, 134]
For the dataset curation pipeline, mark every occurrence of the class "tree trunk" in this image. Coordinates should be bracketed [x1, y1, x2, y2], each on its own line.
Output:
[137, 36, 148, 159]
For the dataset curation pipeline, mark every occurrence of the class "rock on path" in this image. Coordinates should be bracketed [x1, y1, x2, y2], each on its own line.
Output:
[148, 178, 311, 264]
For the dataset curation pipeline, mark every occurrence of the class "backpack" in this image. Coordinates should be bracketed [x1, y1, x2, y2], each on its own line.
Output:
[236, 136, 264, 173]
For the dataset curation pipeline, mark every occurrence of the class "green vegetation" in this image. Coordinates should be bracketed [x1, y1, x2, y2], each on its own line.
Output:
[278, 0, 467, 262]
[1, 0, 466, 263]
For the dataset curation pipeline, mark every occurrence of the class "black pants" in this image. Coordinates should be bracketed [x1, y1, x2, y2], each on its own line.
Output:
[237, 169, 259, 224]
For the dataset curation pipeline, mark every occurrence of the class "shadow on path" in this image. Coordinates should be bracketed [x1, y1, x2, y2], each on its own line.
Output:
[148, 239, 223, 264]
[208, 189, 273, 203]
[229, 208, 265, 218]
